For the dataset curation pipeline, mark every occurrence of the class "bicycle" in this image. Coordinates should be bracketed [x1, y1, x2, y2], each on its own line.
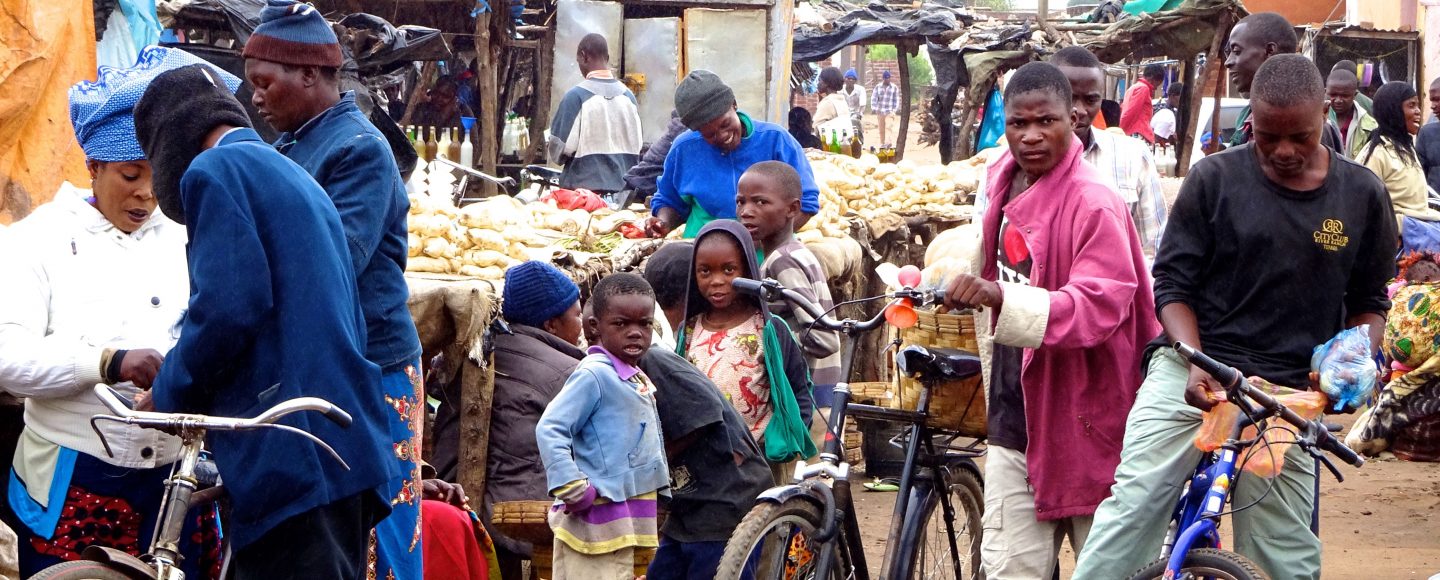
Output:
[28, 384, 355, 580]
[1126, 342, 1367, 580]
[715, 277, 986, 580]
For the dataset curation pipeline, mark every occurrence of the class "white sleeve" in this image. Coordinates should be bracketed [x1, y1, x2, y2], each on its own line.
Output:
[0, 237, 106, 399]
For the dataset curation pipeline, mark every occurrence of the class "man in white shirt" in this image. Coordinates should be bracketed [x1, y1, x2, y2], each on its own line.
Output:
[1152, 82, 1182, 146]
[842, 69, 867, 141]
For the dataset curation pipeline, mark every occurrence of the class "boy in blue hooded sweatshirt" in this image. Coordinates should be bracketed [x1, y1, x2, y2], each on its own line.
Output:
[678, 220, 815, 482]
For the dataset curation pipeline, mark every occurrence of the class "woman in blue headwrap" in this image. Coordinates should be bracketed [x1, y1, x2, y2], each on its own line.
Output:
[0, 46, 234, 577]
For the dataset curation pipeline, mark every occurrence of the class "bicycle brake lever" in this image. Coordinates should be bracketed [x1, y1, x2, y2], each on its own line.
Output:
[259, 423, 351, 471]
[1311, 448, 1344, 483]
[90, 415, 120, 458]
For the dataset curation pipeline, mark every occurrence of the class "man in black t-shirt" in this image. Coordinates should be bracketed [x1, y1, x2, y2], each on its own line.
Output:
[1075, 55, 1396, 580]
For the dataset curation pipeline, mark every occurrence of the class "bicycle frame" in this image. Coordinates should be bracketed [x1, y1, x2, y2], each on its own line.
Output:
[756, 306, 982, 580]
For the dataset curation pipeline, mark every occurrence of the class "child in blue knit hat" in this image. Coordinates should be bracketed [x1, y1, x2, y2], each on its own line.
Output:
[536, 273, 669, 576]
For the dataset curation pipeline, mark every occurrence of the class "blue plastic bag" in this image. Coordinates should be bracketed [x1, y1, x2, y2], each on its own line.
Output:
[976, 87, 1005, 151]
[1310, 325, 1378, 412]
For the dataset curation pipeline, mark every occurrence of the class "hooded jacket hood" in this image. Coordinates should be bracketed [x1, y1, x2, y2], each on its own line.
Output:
[133, 64, 252, 225]
[680, 219, 774, 326]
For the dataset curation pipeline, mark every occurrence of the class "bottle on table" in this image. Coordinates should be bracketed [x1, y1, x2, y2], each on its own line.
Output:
[412, 126, 428, 163]
[460, 128, 474, 167]
[437, 127, 454, 160]
[849, 131, 863, 158]
[425, 127, 438, 163]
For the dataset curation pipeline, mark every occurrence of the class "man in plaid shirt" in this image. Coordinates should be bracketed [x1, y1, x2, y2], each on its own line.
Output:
[872, 70, 901, 146]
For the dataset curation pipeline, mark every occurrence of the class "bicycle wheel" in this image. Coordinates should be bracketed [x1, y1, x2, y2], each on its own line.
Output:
[914, 466, 984, 580]
[27, 560, 136, 580]
[716, 496, 849, 580]
[1127, 548, 1270, 580]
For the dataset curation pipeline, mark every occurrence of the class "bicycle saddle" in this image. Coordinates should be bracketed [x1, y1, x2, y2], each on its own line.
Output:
[897, 345, 982, 382]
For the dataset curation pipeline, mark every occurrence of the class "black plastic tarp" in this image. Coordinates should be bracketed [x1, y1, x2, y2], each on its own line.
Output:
[169, 0, 448, 74]
[792, 0, 974, 62]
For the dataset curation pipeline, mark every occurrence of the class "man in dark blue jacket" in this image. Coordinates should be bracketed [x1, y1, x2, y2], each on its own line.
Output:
[1416, 76, 1440, 193]
[241, 3, 424, 577]
[135, 63, 396, 580]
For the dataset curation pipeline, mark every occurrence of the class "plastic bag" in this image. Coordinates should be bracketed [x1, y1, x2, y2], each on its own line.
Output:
[1241, 390, 1327, 478]
[1310, 325, 1378, 412]
[1193, 382, 1328, 478]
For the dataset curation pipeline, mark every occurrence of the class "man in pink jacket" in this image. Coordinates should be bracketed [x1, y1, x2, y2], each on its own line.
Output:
[944, 61, 1161, 579]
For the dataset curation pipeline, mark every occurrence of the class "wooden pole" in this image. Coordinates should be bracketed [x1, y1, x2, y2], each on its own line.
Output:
[1038, 0, 1049, 27]
[527, 27, 555, 164]
[896, 42, 913, 161]
[476, 12, 499, 196]
[1178, 13, 1231, 174]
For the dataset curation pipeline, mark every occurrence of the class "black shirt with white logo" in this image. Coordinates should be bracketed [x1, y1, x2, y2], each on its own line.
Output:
[1151, 144, 1396, 387]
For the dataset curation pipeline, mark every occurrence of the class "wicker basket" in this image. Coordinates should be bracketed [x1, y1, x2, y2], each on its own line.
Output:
[893, 307, 987, 437]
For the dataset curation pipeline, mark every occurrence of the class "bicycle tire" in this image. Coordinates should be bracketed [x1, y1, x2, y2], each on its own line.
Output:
[1127, 548, 1270, 580]
[914, 466, 984, 580]
[716, 496, 849, 580]
[27, 560, 138, 580]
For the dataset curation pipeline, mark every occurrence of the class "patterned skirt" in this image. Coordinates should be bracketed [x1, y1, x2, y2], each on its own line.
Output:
[370, 361, 425, 580]
[4, 453, 221, 578]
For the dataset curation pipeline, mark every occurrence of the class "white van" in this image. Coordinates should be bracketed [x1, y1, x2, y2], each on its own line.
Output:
[1190, 97, 1249, 161]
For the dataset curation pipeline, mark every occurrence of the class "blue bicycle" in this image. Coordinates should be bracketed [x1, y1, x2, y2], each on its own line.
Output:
[1126, 342, 1367, 580]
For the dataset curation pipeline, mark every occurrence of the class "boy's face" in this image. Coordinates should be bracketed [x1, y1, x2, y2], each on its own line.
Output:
[1004, 90, 1076, 179]
[736, 173, 799, 248]
[1057, 65, 1103, 136]
[694, 235, 748, 311]
[589, 293, 655, 366]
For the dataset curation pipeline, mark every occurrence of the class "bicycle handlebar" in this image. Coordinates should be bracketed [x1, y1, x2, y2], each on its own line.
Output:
[90, 384, 353, 470]
[1172, 343, 1365, 470]
[732, 277, 935, 335]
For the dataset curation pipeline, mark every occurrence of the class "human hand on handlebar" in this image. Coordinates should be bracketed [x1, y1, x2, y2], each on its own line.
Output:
[943, 274, 1003, 310]
[1183, 364, 1227, 411]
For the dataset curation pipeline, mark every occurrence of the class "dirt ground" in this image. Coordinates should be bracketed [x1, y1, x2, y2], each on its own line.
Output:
[848, 413, 1440, 579]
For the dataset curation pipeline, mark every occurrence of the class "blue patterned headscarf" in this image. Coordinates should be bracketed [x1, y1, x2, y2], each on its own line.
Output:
[69, 46, 242, 162]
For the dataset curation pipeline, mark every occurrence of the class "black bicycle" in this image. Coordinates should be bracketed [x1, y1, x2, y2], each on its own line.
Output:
[715, 277, 985, 580]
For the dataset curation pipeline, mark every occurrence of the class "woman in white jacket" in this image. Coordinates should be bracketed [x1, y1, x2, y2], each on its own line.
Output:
[0, 47, 227, 577]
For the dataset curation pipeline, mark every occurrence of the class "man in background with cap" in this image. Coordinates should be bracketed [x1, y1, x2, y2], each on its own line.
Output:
[647, 70, 821, 238]
[135, 63, 397, 579]
[872, 70, 900, 147]
[547, 33, 642, 196]
[841, 68, 867, 142]
[242, 2, 423, 577]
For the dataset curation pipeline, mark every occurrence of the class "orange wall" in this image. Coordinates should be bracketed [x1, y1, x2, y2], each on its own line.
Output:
[1241, 0, 1344, 25]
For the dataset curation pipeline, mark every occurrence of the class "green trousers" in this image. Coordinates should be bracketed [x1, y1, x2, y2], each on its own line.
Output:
[1072, 347, 1320, 580]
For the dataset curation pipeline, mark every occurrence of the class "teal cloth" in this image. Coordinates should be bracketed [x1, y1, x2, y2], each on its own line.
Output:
[760, 317, 817, 463]
[1122, 0, 1182, 15]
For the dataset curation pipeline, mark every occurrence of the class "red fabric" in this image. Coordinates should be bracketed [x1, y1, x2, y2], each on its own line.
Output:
[980, 138, 1163, 520]
[1118, 79, 1156, 142]
[421, 500, 489, 580]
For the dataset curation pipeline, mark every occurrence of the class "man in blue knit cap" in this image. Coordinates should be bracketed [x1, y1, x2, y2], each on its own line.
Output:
[243, 3, 424, 578]
[134, 63, 397, 580]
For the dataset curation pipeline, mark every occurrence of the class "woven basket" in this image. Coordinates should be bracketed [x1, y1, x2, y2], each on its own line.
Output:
[893, 307, 987, 437]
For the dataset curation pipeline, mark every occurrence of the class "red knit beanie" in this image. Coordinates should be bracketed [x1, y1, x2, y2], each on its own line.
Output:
[241, 0, 342, 68]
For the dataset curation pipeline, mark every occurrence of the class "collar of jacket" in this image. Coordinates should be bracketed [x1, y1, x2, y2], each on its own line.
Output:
[276, 91, 357, 150]
[508, 323, 586, 359]
[979, 136, 1086, 279]
[58, 181, 169, 238]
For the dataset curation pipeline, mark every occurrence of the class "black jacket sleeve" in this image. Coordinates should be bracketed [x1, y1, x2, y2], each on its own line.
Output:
[1151, 159, 1215, 312]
